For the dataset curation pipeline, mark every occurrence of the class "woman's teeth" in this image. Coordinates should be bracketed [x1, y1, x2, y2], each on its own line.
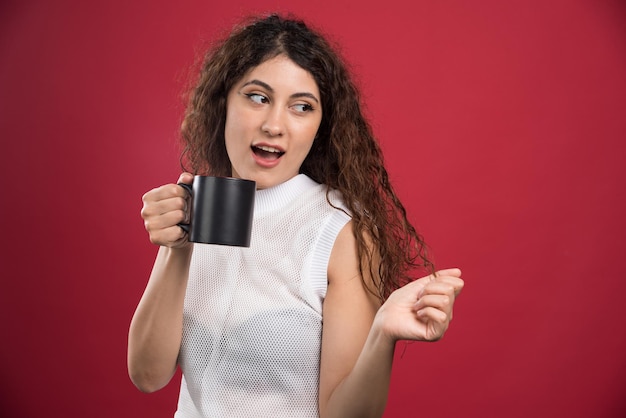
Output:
[252, 145, 284, 159]
[256, 145, 282, 153]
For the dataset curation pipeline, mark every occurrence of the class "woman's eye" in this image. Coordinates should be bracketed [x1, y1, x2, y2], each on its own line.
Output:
[293, 103, 314, 113]
[245, 93, 268, 104]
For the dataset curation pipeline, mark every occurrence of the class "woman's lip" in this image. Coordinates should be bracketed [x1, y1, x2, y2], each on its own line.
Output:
[251, 142, 285, 153]
[251, 147, 282, 168]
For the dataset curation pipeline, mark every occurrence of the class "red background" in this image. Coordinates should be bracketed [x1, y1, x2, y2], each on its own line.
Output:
[1, 0, 625, 417]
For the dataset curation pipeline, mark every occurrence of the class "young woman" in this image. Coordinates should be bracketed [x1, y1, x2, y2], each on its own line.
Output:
[128, 14, 464, 418]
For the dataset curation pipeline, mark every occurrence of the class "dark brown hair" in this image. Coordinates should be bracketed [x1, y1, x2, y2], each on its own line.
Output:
[181, 13, 433, 301]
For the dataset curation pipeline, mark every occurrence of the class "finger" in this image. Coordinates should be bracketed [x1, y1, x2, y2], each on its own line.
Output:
[405, 273, 447, 302]
[142, 183, 189, 205]
[435, 268, 462, 278]
[421, 281, 456, 297]
[178, 172, 194, 185]
[410, 272, 438, 290]
[148, 224, 188, 246]
[398, 269, 463, 301]
[416, 306, 449, 333]
[412, 268, 461, 288]
[142, 195, 187, 219]
[414, 293, 453, 313]
[432, 276, 464, 297]
[144, 208, 187, 231]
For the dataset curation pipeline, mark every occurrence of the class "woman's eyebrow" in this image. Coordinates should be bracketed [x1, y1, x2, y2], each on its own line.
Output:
[242, 79, 319, 104]
[291, 92, 319, 104]
[243, 79, 273, 91]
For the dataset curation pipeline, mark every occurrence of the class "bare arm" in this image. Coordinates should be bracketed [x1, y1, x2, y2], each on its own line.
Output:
[319, 222, 464, 417]
[127, 173, 193, 392]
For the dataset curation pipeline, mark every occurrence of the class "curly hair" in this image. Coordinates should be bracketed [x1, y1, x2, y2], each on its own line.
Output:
[180, 13, 434, 301]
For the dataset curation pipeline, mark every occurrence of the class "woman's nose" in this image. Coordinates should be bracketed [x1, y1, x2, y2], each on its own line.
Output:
[261, 107, 285, 136]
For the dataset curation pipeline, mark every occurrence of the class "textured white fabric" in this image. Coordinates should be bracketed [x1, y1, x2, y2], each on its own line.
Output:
[175, 174, 351, 417]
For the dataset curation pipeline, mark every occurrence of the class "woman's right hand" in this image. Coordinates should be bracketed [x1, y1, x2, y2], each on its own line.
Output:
[141, 172, 194, 248]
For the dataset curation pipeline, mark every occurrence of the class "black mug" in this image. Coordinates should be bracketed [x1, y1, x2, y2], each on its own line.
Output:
[178, 176, 256, 247]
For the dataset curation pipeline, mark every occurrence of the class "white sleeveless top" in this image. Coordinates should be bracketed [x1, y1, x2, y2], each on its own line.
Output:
[175, 174, 351, 417]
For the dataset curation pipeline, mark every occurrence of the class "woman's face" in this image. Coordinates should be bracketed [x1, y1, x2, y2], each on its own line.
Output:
[224, 55, 322, 189]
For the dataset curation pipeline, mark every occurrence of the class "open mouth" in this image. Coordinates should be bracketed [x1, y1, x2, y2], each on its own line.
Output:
[252, 145, 285, 161]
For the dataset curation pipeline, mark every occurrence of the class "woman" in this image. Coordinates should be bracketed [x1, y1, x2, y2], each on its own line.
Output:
[128, 14, 464, 417]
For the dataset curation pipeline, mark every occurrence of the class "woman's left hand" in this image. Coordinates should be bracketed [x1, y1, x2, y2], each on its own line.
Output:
[375, 268, 464, 342]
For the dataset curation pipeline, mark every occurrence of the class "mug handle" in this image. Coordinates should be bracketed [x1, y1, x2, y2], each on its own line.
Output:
[177, 182, 193, 233]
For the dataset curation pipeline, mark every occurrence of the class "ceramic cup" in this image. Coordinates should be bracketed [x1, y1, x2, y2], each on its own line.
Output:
[178, 176, 256, 247]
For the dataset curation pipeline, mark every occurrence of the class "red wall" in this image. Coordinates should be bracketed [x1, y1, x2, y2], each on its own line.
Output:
[1, 0, 625, 417]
